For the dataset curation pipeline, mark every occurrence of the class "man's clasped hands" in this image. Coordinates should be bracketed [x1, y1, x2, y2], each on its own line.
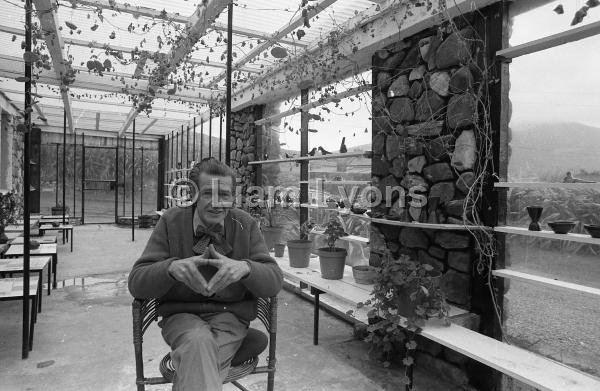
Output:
[167, 244, 251, 296]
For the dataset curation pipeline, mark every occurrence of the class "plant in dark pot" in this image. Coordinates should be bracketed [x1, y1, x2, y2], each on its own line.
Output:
[0, 190, 20, 244]
[362, 254, 449, 389]
[317, 217, 348, 279]
[287, 220, 315, 268]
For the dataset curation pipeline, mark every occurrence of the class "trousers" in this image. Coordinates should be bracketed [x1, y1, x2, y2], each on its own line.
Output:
[159, 311, 248, 391]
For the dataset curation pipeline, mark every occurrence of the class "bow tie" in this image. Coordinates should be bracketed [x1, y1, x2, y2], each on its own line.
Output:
[193, 225, 233, 256]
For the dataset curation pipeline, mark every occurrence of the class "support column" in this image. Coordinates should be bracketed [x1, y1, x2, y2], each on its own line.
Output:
[192, 118, 196, 162]
[81, 133, 85, 224]
[225, 1, 233, 165]
[140, 146, 144, 215]
[115, 135, 119, 224]
[219, 112, 223, 161]
[208, 108, 213, 157]
[131, 120, 135, 241]
[62, 110, 66, 224]
[73, 133, 76, 221]
[157, 135, 165, 211]
[299, 88, 309, 237]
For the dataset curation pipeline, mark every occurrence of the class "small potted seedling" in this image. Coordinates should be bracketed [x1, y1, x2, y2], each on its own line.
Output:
[317, 217, 348, 279]
[273, 243, 286, 257]
[287, 220, 315, 268]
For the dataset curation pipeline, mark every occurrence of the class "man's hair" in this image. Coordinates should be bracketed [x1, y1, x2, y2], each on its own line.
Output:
[189, 157, 237, 190]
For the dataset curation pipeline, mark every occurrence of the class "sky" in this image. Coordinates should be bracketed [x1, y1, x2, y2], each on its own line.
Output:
[275, 1, 600, 153]
[509, 1, 600, 129]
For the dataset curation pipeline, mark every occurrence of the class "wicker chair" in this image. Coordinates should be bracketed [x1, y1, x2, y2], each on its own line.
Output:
[132, 297, 277, 391]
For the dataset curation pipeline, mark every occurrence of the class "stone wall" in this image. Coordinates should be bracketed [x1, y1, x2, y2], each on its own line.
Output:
[229, 105, 263, 195]
[371, 24, 487, 390]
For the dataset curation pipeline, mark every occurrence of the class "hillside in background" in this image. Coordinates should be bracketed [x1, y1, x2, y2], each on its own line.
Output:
[509, 122, 600, 181]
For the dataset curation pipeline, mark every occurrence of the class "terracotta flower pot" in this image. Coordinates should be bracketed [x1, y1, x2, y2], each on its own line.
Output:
[317, 247, 347, 280]
[262, 226, 284, 251]
[273, 243, 286, 257]
[352, 265, 378, 285]
[287, 239, 312, 268]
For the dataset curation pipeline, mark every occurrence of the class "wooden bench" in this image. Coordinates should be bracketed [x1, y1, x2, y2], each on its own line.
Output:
[273, 252, 600, 391]
[0, 277, 40, 353]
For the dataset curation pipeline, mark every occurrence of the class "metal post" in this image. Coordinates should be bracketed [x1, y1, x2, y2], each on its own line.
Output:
[55, 143, 59, 206]
[180, 126, 184, 170]
[219, 111, 223, 161]
[175, 131, 179, 177]
[225, 1, 233, 165]
[73, 133, 76, 222]
[122, 136, 126, 216]
[192, 118, 196, 161]
[200, 120, 204, 159]
[208, 108, 212, 157]
[115, 136, 119, 224]
[132, 120, 135, 241]
[157, 136, 165, 211]
[140, 146, 144, 215]
[62, 111, 66, 225]
[169, 131, 173, 183]
[300, 88, 309, 237]
[81, 133, 85, 224]
[22, 0, 32, 359]
[186, 125, 189, 168]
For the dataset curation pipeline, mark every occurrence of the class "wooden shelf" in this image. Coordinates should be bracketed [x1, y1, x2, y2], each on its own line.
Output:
[497, 20, 600, 60]
[492, 269, 600, 299]
[248, 151, 368, 165]
[167, 168, 192, 174]
[275, 255, 600, 390]
[495, 226, 600, 245]
[495, 182, 600, 190]
[371, 217, 486, 231]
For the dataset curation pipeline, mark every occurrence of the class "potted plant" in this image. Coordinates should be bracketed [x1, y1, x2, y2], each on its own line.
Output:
[273, 243, 286, 257]
[51, 202, 69, 216]
[326, 197, 338, 209]
[287, 219, 316, 268]
[0, 190, 20, 244]
[317, 217, 348, 279]
[352, 264, 378, 285]
[362, 253, 449, 389]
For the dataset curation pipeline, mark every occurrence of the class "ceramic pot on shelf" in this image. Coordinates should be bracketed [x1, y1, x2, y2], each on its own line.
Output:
[526, 206, 543, 231]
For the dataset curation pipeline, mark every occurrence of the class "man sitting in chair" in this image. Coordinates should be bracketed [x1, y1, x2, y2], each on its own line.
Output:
[129, 158, 283, 390]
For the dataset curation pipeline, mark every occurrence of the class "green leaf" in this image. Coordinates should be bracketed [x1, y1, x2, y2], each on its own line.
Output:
[405, 340, 417, 350]
[402, 356, 414, 366]
[15, 76, 30, 82]
[400, 375, 411, 385]
[356, 302, 364, 309]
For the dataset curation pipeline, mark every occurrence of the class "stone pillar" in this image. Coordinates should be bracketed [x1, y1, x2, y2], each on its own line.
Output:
[228, 105, 264, 197]
[371, 19, 487, 391]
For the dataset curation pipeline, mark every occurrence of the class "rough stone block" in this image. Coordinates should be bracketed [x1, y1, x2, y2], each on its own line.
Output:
[429, 182, 455, 204]
[398, 45, 421, 72]
[447, 250, 472, 273]
[381, 50, 406, 71]
[447, 94, 477, 130]
[405, 137, 424, 156]
[376, 223, 401, 242]
[387, 75, 410, 98]
[400, 174, 429, 192]
[429, 71, 451, 97]
[415, 334, 442, 356]
[425, 34, 442, 70]
[369, 252, 383, 267]
[377, 175, 401, 201]
[442, 269, 471, 306]
[456, 171, 476, 194]
[445, 199, 468, 218]
[423, 163, 454, 183]
[435, 232, 471, 249]
[389, 156, 407, 178]
[408, 80, 424, 100]
[377, 71, 393, 91]
[418, 250, 444, 272]
[451, 130, 476, 171]
[406, 121, 443, 137]
[399, 228, 430, 250]
[435, 27, 475, 69]
[389, 97, 415, 123]
[449, 66, 475, 94]
[415, 90, 446, 121]
[428, 246, 446, 260]
[409, 64, 427, 81]
[386, 134, 403, 161]
[407, 155, 427, 173]
[425, 134, 454, 162]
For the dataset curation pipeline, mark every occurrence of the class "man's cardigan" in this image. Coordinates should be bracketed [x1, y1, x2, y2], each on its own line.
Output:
[128, 206, 283, 321]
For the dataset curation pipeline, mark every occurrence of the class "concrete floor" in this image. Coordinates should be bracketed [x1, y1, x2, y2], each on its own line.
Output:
[0, 225, 456, 391]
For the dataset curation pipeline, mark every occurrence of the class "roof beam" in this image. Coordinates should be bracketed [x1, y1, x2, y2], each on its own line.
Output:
[40, 124, 161, 140]
[32, 103, 47, 123]
[32, 0, 74, 132]
[208, 0, 339, 87]
[0, 25, 263, 76]
[72, 0, 306, 47]
[1, 88, 202, 115]
[95, 112, 100, 130]
[232, 0, 497, 110]
[0, 89, 21, 117]
[0, 55, 222, 103]
[140, 119, 158, 134]
[119, 0, 230, 136]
